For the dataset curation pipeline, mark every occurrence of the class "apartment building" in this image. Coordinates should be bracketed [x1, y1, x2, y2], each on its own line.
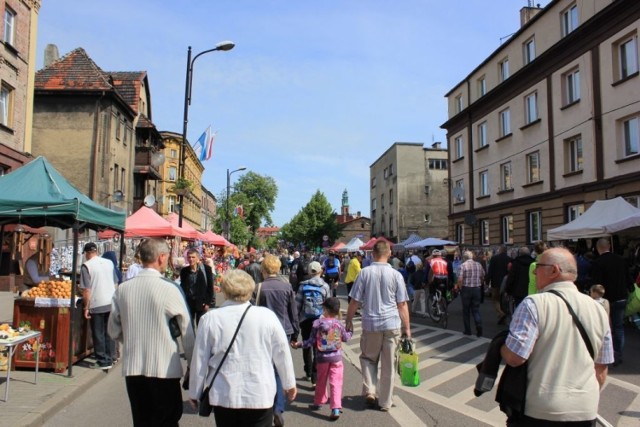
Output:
[201, 185, 217, 232]
[370, 142, 449, 242]
[159, 131, 203, 230]
[442, 0, 640, 246]
[0, 0, 41, 172]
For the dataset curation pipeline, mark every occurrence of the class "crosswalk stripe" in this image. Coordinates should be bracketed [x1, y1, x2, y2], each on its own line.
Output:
[389, 395, 427, 426]
[418, 353, 486, 390]
[418, 339, 487, 370]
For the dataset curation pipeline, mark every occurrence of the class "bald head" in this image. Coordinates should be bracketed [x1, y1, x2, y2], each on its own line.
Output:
[535, 247, 577, 289]
[596, 238, 610, 254]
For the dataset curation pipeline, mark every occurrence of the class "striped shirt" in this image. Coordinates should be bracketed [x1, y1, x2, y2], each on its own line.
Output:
[458, 259, 485, 288]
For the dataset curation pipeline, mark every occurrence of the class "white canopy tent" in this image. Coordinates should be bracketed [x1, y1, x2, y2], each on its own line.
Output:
[337, 237, 365, 253]
[547, 197, 640, 240]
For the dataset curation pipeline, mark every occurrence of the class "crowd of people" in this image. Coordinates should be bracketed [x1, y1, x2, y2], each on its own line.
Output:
[70, 235, 640, 427]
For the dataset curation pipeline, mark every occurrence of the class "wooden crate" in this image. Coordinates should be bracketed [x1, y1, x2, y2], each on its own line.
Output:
[12, 299, 92, 372]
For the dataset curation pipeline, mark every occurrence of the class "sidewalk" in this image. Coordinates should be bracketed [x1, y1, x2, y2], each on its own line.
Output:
[0, 291, 105, 427]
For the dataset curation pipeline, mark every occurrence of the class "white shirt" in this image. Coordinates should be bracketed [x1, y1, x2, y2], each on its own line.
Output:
[125, 263, 142, 280]
[189, 301, 296, 409]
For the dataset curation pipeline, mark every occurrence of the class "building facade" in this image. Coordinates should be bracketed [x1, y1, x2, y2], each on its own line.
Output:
[0, 0, 40, 172]
[32, 48, 136, 214]
[370, 142, 449, 242]
[159, 131, 203, 229]
[442, 0, 640, 246]
[201, 185, 217, 232]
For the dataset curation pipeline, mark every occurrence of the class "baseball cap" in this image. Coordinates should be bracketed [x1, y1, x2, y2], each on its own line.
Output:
[431, 249, 441, 256]
[308, 261, 322, 274]
[82, 242, 97, 253]
[323, 297, 341, 313]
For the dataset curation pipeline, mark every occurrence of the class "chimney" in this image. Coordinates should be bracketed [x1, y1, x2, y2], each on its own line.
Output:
[44, 44, 60, 67]
[520, 5, 543, 27]
[432, 141, 442, 149]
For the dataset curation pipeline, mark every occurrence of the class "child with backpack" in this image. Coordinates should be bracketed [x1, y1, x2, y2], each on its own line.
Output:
[294, 297, 352, 420]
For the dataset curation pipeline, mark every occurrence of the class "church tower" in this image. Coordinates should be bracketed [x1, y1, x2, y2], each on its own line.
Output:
[341, 188, 349, 218]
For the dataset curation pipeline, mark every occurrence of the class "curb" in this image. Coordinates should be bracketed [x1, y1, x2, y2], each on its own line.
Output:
[17, 367, 106, 427]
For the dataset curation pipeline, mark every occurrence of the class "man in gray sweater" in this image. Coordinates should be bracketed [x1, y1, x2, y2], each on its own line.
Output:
[109, 238, 195, 427]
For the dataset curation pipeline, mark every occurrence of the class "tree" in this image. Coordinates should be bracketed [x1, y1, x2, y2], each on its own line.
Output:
[215, 171, 278, 247]
[281, 190, 341, 249]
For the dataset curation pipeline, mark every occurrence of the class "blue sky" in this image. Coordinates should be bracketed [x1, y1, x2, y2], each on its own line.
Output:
[36, 0, 549, 226]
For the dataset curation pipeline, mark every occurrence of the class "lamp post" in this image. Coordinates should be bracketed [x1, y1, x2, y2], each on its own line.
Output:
[178, 41, 235, 227]
[225, 166, 247, 240]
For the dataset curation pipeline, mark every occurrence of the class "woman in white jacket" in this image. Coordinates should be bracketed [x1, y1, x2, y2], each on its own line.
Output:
[189, 269, 297, 427]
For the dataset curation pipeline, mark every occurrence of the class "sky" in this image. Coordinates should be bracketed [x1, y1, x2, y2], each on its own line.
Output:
[35, 0, 550, 227]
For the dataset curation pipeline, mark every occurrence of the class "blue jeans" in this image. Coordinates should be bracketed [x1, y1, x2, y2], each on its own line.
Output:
[90, 311, 115, 367]
[460, 287, 482, 334]
[611, 299, 626, 363]
[274, 366, 285, 414]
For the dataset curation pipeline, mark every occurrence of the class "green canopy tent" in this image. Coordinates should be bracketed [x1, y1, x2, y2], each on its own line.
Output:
[0, 156, 125, 376]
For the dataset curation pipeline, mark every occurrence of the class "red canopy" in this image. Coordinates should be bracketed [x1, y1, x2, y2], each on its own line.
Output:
[202, 230, 229, 246]
[166, 213, 206, 240]
[360, 236, 394, 251]
[98, 206, 190, 239]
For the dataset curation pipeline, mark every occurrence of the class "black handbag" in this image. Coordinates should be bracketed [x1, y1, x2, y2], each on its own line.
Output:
[198, 304, 251, 417]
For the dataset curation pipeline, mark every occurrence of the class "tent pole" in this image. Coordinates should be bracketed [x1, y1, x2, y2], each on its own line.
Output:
[118, 232, 125, 280]
[67, 223, 80, 377]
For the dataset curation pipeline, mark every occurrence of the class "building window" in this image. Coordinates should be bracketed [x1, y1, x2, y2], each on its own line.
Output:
[501, 215, 513, 245]
[478, 121, 487, 148]
[561, 4, 578, 37]
[479, 170, 489, 196]
[371, 176, 376, 188]
[477, 76, 486, 97]
[389, 189, 393, 204]
[389, 214, 394, 236]
[563, 68, 580, 105]
[123, 122, 129, 146]
[454, 136, 464, 159]
[565, 135, 583, 172]
[567, 204, 584, 222]
[455, 94, 463, 113]
[168, 166, 177, 181]
[3, 7, 15, 47]
[113, 164, 119, 192]
[528, 211, 542, 243]
[499, 58, 509, 82]
[523, 37, 536, 65]
[454, 179, 465, 203]
[456, 223, 465, 244]
[0, 83, 14, 127]
[428, 158, 447, 170]
[622, 116, 639, 157]
[170, 149, 177, 158]
[383, 167, 388, 179]
[381, 194, 385, 209]
[389, 163, 394, 175]
[480, 220, 489, 246]
[120, 168, 126, 193]
[168, 195, 177, 213]
[371, 198, 377, 211]
[617, 35, 639, 80]
[115, 113, 122, 140]
[499, 108, 511, 137]
[500, 162, 512, 190]
[527, 151, 541, 183]
[624, 195, 640, 208]
[525, 92, 538, 124]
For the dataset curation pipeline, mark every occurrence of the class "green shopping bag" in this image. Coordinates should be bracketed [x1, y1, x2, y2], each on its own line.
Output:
[399, 351, 420, 387]
[625, 284, 640, 316]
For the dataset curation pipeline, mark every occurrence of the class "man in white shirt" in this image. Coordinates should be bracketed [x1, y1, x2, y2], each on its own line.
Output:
[109, 238, 194, 427]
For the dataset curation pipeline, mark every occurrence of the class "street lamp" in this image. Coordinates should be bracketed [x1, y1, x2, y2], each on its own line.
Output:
[226, 166, 247, 240]
[178, 40, 235, 227]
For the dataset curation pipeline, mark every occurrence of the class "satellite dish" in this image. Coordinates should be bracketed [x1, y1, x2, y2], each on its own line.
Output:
[112, 190, 124, 202]
[464, 213, 477, 226]
[143, 194, 156, 207]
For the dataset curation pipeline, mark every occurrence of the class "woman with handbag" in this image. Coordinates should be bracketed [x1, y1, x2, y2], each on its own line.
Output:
[188, 269, 297, 427]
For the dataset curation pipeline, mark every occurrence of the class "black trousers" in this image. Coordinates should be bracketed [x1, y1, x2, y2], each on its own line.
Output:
[213, 406, 273, 427]
[300, 318, 317, 381]
[125, 376, 182, 427]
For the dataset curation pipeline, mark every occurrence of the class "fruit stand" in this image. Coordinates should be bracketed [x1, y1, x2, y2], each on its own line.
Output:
[11, 280, 92, 372]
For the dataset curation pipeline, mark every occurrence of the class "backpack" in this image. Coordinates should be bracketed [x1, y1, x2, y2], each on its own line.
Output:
[316, 319, 342, 352]
[300, 283, 324, 319]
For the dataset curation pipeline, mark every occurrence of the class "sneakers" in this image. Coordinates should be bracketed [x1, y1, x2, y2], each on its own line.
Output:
[476, 326, 483, 337]
[89, 363, 112, 371]
[330, 409, 341, 420]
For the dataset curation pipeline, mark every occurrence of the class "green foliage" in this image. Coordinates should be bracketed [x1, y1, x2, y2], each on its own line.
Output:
[281, 190, 341, 248]
[215, 171, 278, 247]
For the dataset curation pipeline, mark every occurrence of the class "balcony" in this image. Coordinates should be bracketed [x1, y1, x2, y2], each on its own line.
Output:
[134, 147, 163, 180]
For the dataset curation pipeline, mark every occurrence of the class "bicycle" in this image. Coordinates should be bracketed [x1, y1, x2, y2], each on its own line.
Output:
[427, 283, 452, 329]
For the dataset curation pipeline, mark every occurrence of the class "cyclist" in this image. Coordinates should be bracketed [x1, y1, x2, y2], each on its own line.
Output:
[323, 251, 341, 297]
[428, 249, 450, 301]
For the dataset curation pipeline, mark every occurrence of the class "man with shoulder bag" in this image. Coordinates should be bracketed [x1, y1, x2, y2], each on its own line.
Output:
[500, 248, 613, 426]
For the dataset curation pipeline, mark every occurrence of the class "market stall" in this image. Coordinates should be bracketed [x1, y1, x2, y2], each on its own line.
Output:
[0, 157, 125, 375]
